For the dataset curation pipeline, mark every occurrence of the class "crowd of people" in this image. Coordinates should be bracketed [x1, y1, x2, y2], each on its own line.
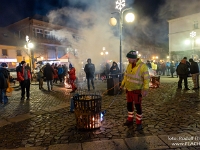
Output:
[1, 52, 200, 131]
[146, 60, 178, 77]
[146, 56, 200, 90]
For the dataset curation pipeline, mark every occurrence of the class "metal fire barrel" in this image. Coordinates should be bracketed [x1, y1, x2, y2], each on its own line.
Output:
[73, 94, 102, 129]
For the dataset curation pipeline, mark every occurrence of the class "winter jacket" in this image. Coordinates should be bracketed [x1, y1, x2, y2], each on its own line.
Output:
[121, 58, 150, 91]
[176, 60, 188, 76]
[190, 61, 199, 74]
[43, 64, 55, 80]
[109, 62, 120, 78]
[0, 67, 9, 89]
[68, 67, 76, 80]
[57, 66, 63, 75]
[84, 63, 95, 79]
[17, 66, 31, 82]
[170, 62, 175, 73]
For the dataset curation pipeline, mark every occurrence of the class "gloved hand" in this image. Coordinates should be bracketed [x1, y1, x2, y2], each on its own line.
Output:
[119, 86, 123, 94]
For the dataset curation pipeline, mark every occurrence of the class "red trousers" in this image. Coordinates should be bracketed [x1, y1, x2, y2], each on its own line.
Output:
[126, 90, 142, 124]
[69, 79, 76, 91]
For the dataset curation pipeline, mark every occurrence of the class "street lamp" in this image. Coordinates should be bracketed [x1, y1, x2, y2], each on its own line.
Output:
[24, 35, 34, 71]
[190, 31, 196, 58]
[100, 47, 108, 62]
[109, 0, 135, 74]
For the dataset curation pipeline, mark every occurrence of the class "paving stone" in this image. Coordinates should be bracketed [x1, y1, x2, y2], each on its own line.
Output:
[0, 119, 11, 127]
[125, 136, 168, 149]
[82, 139, 128, 150]
[48, 143, 81, 150]
[0, 79, 199, 149]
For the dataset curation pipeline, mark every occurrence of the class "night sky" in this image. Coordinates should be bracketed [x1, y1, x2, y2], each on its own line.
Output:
[0, 0, 163, 27]
[1, 0, 200, 47]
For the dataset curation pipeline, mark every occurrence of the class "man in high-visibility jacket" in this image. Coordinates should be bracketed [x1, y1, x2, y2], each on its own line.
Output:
[120, 50, 150, 130]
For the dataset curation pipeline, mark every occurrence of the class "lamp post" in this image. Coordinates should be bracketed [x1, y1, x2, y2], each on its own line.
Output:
[190, 31, 196, 58]
[100, 47, 109, 62]
[24, 35, 34, 71]
[109, 0, 135, 74]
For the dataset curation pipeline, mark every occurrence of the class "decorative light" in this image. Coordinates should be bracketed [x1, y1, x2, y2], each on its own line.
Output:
[115, 0, 125, 11]
[190, 31, 196, 38]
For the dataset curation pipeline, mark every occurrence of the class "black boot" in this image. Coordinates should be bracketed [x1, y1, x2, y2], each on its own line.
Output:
[136, 124, 143, 130]
[123, 120, 133, 126]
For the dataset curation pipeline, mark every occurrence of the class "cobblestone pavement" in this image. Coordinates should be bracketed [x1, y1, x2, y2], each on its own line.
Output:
[1, 76, 200, 149]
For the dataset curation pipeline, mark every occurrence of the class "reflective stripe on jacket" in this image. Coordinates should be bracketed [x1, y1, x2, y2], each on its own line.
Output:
[121, 59, 150, 91]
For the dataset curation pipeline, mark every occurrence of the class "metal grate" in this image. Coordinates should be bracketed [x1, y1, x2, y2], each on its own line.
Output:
[73, 94, 102, 129]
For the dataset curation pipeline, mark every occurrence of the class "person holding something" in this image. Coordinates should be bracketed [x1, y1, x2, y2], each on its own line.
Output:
[120, 50, 150, 130]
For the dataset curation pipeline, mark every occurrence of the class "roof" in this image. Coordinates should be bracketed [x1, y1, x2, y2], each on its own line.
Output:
[59, 53, 78, 59]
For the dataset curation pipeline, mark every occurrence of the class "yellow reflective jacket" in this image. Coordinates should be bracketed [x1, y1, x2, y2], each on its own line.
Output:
[121, 59, 150, 91]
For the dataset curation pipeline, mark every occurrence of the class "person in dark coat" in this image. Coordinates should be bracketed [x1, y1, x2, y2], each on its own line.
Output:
[189, 58, 199, 90]
[109, 61, 120, 78]
[146, 60, 152, 69]
[43, 63, 55, 91]
[170, 61, 175, 78]
[0, 63, 9, 104]
[62, 64, 68, 82]
[183, 57, 191, 76]
[84, 58, 95, 91]
[176, 59, 190, 90]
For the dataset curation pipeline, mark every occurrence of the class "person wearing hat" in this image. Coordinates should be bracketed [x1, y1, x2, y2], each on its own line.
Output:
[17, 61, 31, 100]
[0, 63, 9, 104]
[84, 58, 95, 91]
[120, 50, 150, 130]
[68, 63, 77, 93]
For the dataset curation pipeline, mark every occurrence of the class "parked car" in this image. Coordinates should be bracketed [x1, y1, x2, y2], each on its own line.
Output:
[7, 68, 17, 79]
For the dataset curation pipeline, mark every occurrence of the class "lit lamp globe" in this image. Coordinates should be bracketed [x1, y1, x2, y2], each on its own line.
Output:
[125, 13, 135, 22]
[28, 42, 34, 48]
[109, 17, 117, 26]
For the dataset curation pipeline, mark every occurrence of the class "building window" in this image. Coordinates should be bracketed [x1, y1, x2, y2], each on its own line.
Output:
[44, 30, 50, 39]
[16, 50, 22, 56]
[2, 49, 7, 56]
[194, 21, 198, 29]
[36, 28, 43, 38]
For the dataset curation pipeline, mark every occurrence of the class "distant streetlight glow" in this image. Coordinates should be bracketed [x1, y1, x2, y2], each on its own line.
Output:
[100, 47, 108, 61]
[196, 38, 200, 44]
[190, 31, 196, 58]
[28, 42, 34, 48]
[184, 39, 190, 45]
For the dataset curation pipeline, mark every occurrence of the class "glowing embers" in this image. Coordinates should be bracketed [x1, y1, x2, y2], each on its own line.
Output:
[64, 76, 71, 89]
[74, 94, 102, 129]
